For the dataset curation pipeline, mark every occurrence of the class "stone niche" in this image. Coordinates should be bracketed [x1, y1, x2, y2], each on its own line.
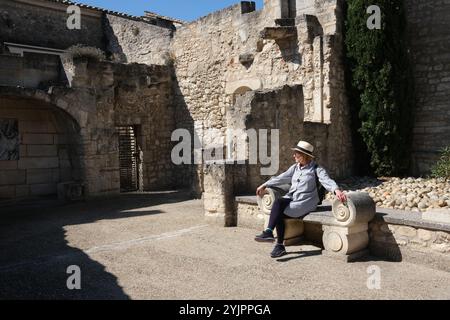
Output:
[0, 97, 83, 201]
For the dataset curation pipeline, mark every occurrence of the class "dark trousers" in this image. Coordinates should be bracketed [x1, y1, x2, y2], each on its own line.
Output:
[267, 198, 292, 245]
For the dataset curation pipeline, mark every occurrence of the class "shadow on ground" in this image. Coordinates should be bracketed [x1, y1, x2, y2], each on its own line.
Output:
[0, 190, 194, 300]
[276, 249, 323, 262]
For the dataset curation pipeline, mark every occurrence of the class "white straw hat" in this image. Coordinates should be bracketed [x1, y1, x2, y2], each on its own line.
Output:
[291, 140, 314, 158]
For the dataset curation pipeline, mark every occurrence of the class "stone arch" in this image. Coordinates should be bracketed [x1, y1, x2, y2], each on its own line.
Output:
[0, 87, 86, 202]
[225, 78, 262, 105]
[232, 86, 252, 104]
[0, 87, 93, 130]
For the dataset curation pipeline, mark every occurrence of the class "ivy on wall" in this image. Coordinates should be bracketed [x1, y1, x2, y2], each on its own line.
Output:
[345, 0, 415, 176]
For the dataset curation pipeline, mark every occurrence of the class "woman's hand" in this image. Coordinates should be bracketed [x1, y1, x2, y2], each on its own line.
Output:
[335, 189, 347, 203]
[256, 185, 267, 197]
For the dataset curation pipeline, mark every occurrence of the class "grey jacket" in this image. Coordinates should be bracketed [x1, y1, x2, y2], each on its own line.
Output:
[263, 161, 339, 218]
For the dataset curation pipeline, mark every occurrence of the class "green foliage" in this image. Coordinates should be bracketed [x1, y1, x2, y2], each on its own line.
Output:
[431, 147, 450, 178]
[345, 0, 415, 176]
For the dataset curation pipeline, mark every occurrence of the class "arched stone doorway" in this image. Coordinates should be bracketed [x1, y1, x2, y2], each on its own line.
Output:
[0, 93, 84, 203]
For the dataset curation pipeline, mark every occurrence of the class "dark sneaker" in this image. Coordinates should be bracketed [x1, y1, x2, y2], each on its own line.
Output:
[271, 244, 287, 258]
[254, 230, 275, 242]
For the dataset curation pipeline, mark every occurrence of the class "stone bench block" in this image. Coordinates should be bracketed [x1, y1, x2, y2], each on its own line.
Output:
[57, 181, 85, 202]
[255, 188, 376, 261]
[284, 219, 305, 246]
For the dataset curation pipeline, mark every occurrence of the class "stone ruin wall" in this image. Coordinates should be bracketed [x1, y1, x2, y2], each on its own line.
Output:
[0, 57, 175, 201]
[70, 60, 176, 193]
[404, 0, 450, 176]
[0, 0, 177, 201]
[3, 0, 447, 202]
[0, 0, 173, 66]
[103, 14, 173, 66]
[171, 0, 353, 195]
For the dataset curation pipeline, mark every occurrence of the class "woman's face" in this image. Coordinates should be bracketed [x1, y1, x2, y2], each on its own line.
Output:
[293, 151, 310, 166]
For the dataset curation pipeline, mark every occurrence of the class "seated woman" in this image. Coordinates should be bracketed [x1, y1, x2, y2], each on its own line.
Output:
[255, 140, 347, 258]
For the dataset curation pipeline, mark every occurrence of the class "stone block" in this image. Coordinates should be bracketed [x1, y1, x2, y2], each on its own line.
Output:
[20, 145, 27, 157]
[418, 229, 433, 242]
[422, 209, 450, 224]
[22, 134, 54, 145]
[322, 225, 369, 255]
[57, 181, 84, 201]
[203, 161, 235, 227]
[18, 157, 59, 169]
[396, 226, 418, 238]
[435, 231, 450, 244]
[260, 26, 297, 40]
[380, 223, 397, 234]
[236, 202, 265, 230]
[15, 185, 30, 198]
[430, 243, 450, 254]
[26, 169, 55, 184]
[54, 135, 69, 145]
[0, 160, 18, 170]
[30, 183, 57, 196]
[19, 120, 50, 133]
[27, 145, 58, 157]
[59, 159, 72, 169]
[0, 170, 26, 185]
[60, 168, 73, 181]
[284, 219, 304, 240]
[0, 186, 15, 199]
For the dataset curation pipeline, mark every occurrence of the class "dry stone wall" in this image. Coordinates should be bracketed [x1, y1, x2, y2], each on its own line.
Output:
[66, 58, 176, 193]
[104, 14, 173, 65]
[405, 0, 450, 175]
[171, 0, 353, 194]
[0, 56, 175, 201]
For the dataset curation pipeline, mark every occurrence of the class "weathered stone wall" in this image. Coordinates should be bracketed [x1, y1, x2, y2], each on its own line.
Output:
[0, 54, 175, 201]
[0, 0, 104, 50]
[0, 0, 174, 66]
[370, 220, 450, 271]
[63, 58, 176, 193]
[0, 97, 81, 201]
[0, 52, 65, 88]
[404, 0, 450, 175]
[229, 85, 334, 191]
[103, 14, 173, 65]
[171, 0, 353, 194]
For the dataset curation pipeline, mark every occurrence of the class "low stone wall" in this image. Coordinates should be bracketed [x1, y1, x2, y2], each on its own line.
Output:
[369, 208, 450, 271]
[236, 199, 267, 230]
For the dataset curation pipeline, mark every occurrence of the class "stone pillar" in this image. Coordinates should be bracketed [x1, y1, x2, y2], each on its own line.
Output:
[264, 0, 291, 20]
[312, 35, 324, 123]
[322, 192, 376, 261]
[203, 160, 235, 227]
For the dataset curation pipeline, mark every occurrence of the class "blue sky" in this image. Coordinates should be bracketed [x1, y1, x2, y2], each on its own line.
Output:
[78, 0, 264, 22]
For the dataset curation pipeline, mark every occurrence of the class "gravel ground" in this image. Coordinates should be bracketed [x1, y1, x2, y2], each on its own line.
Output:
[0, 191, 449, 300]
[328, 176, 450, 213]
